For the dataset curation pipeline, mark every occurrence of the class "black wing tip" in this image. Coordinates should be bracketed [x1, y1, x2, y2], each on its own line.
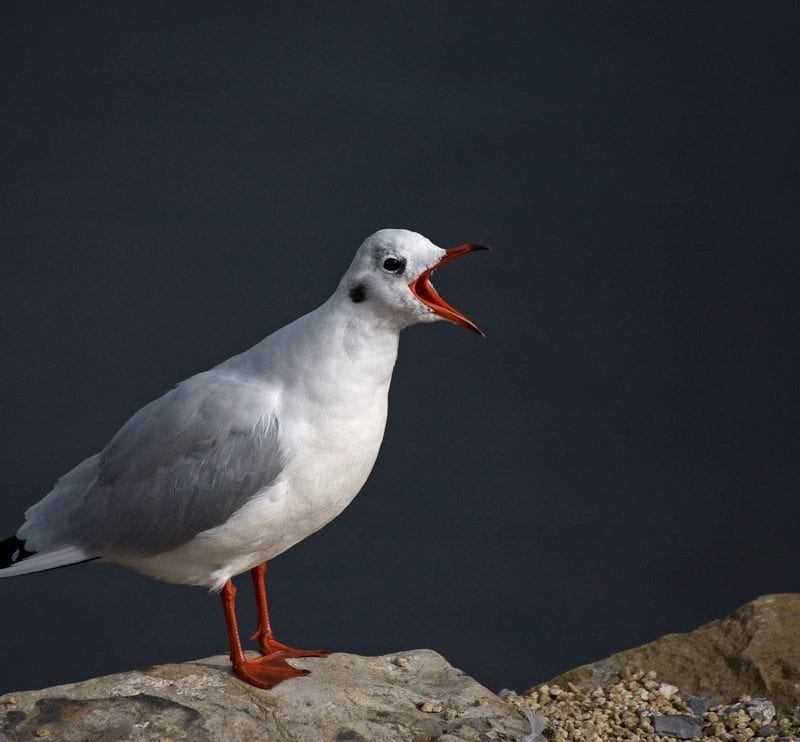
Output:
[0, 535, 36, 569]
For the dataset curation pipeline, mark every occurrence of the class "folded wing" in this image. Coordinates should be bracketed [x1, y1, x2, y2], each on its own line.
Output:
[18, 371, 284, 559]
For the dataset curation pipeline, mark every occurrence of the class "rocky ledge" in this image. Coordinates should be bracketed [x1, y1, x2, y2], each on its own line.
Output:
[2, 594, 799, 742]
[0, 650, 530, 742]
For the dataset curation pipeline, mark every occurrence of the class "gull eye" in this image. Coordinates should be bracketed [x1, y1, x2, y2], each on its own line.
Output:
[382, 257, 406, 274]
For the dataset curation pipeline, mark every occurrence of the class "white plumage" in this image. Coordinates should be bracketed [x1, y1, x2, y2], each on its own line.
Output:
[0, 227, 487, 689]
[2, 229, 485, 590]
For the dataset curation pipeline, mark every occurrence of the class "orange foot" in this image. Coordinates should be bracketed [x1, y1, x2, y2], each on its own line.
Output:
[251, 630, 330, 659]
[232, 653, 310, 690]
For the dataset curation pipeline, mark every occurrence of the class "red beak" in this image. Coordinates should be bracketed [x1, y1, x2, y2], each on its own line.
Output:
[408, 243, 490, 336]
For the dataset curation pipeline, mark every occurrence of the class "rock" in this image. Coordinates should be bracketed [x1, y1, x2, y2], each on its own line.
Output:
[687, 696, 714, 715]
[658, 682, 679, 699]
[652, 714, 703, 739]
[546, 594, 800, 715]
[746, 698, 777, 722]
[0, 650, 530, 742]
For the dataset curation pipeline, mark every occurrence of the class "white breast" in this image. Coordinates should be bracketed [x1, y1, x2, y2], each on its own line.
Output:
[118, 299, 399, 590]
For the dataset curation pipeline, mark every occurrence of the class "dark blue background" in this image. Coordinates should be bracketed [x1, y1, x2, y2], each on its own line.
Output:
[1, 2, 798, 695]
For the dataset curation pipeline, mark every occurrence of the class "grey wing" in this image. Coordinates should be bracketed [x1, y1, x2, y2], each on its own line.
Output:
[19, 371, 285, 557]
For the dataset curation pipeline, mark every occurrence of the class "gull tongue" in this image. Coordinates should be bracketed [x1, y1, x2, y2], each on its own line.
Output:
[408, 244, 489, 335]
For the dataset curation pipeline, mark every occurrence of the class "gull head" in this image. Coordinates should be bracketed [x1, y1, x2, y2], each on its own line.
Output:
[339, 228, 488, 335]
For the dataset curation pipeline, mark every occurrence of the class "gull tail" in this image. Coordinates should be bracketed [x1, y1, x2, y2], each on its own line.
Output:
[0, 535, 95, 577]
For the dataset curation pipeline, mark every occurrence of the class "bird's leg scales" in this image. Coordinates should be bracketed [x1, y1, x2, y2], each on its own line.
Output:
[220, 579, 309, 689]
[249, 563, 330, 659]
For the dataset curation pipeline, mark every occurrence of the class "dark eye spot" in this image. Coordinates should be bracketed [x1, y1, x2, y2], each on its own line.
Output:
[349, 282, 367, 303]
[382, 257, 405, 274]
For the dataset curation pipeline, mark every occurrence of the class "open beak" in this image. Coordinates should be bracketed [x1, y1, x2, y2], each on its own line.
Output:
[408, 243, 490, 336]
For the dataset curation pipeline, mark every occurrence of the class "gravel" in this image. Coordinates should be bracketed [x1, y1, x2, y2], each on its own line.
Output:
[504, 666, 800, 741]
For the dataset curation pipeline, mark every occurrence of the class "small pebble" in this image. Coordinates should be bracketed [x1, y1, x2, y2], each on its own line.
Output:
[658, 683, 679, 699]
[688, 696, 715, 716]
[653, 713, 703, 739]
[746, 699, 776, 722]
[391, 656, 409, 668]
[418, 701, 443, 713]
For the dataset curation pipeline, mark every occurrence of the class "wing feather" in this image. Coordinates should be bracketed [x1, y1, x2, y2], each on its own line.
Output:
[19, 371, 284, 557]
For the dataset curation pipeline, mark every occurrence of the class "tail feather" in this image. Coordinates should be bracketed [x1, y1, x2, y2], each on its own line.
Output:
[0, 536, 95, 577]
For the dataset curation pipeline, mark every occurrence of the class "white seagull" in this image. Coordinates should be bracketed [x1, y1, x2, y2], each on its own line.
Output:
[0, 228, 487, 689]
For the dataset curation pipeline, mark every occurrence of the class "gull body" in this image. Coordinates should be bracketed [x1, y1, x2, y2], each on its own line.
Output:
[0, 227, 487, 688]
[112, 298, 396, 589]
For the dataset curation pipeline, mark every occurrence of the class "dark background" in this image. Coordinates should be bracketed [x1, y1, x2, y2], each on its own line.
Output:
[1, 2, 798, 696]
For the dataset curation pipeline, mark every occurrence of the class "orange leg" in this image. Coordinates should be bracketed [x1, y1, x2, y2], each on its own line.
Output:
[249, 563, 329, 659]
[219, 579, 308, 689]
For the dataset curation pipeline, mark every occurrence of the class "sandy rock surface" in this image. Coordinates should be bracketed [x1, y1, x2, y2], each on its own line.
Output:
[546, 594, 800, 716]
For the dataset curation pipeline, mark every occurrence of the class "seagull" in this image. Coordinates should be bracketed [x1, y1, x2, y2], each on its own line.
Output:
[0, 228, 488, 689]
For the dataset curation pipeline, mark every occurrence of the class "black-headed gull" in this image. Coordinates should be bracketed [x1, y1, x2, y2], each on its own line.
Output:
[0, 228, 488, 689]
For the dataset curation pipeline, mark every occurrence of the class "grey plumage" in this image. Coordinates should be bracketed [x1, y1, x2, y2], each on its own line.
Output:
[18, 370, 284, 557]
